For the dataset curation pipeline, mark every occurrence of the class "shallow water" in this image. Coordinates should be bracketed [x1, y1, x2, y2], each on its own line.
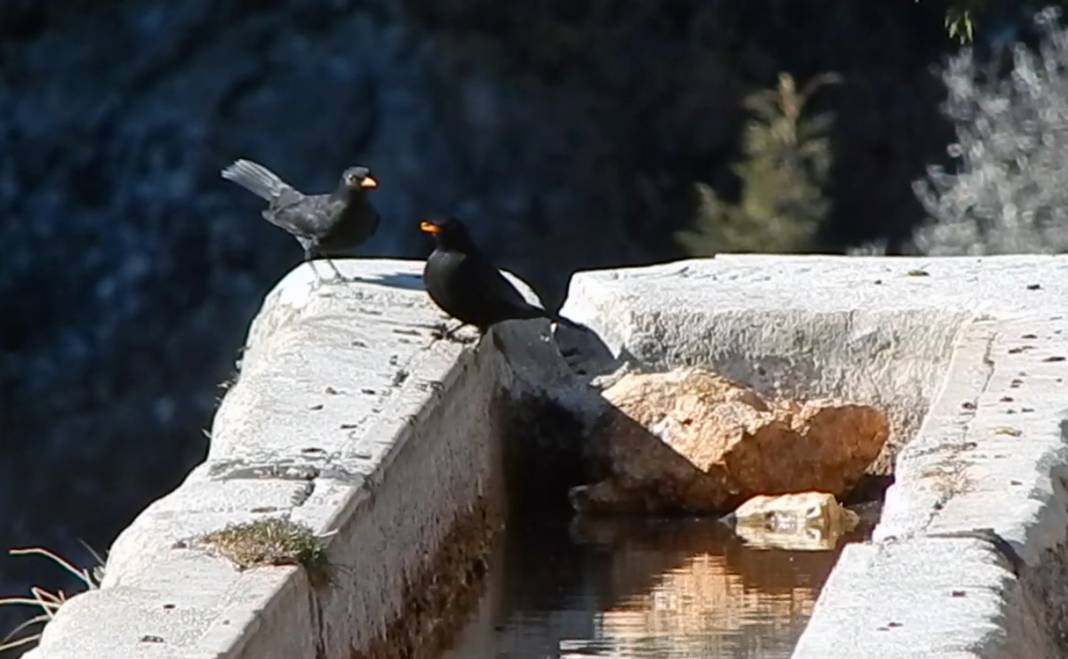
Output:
[438, 513, 871, 659]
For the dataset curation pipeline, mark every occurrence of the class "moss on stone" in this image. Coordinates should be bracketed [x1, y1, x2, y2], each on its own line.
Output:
[200, 518, 331, 586]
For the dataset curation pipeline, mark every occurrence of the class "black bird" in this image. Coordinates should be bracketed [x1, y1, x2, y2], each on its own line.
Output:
[221, 159, 380, 283]
[420, 217, 571, 332]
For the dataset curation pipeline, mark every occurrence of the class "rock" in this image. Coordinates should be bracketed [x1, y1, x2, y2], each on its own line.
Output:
[728, 492, 859, 551]
[576, 368, 888, 514]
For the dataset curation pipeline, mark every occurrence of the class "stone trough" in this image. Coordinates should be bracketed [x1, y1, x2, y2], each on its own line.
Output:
[22, 255, 1068, 659]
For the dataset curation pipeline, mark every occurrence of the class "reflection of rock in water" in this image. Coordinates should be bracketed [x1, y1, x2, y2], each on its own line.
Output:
[439, 510, 875, 657]
[440, 513, 854, 658]
[731, 525, 842, 552]
[578, 513, 882, 654]
[596, 552, 818, 656]
[570, 516, 853, 657]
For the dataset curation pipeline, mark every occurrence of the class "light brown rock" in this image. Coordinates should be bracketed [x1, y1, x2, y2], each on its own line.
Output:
[730, 492, 859, 551]
[574, 368, 888, 514]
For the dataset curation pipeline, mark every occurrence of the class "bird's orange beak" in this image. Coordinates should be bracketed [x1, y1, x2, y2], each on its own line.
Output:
[419, 220, 442, 235]
[359, 176, 378, 189]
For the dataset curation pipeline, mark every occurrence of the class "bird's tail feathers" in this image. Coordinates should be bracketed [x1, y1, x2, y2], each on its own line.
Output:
[221, 159, 289, 201]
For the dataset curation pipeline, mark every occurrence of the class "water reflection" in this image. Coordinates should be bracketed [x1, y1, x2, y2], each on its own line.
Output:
[439, 514, 869, 659]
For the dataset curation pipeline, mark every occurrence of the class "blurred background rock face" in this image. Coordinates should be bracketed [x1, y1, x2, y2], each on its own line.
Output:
[0, 0, 1064, 638]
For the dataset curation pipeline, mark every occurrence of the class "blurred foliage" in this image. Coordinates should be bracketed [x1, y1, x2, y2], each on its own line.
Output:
[920, 0, 1068, 43]
[677, 73, 840, 255]
[913, 8, 1068, 255]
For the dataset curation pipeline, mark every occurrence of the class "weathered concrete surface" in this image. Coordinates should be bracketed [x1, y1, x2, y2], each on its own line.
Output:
[24, 254, 1068, 659]
[24, 259, 576, 659]
[795, 314, 1068, 659]
[796, 536, 1051, 658]
[563, 255, 1068, 659]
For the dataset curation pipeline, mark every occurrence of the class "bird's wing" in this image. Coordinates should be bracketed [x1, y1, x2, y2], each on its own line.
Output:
[471, 257, 547, 317]
[266, 194, 341, 238]
[272, 187, 306, 208]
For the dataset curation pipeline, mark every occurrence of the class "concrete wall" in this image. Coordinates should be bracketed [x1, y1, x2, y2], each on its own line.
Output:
[24, 259, 573, 659]
[564, 256, 1009, 473]
[563, 254, 1068, 659]
[23, 254, 1068, 659]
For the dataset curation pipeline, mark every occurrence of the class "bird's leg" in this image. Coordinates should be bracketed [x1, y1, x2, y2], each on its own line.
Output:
[324, 258, 346, 282]
[304, 248, 325, 287]
[430, 321, 456, 339]
[307, 261, 325, 286]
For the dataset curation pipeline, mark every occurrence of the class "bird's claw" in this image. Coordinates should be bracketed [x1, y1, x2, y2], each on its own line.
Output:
[431, 321, 477, 344]
[430, 322, 451, 340]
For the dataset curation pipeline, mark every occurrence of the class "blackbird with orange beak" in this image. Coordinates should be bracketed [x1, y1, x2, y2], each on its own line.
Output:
[419, 217, 576, 332]
[222, 159, 380, 283]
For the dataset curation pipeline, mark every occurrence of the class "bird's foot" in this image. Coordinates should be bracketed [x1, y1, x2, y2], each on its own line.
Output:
[431, 321, 477, 344]
[430, 321, 462, 340]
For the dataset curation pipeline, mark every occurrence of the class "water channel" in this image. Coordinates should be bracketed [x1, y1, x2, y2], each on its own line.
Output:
[438, 506, 877, 659]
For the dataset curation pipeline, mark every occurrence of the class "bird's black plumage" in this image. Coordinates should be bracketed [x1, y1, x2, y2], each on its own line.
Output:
[420, 218, 556, 331]
[221, 159, 380, 281]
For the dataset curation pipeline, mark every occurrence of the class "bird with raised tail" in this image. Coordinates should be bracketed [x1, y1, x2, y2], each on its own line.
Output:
[419, 217, 578, 333]
[221, 158, 380, 283]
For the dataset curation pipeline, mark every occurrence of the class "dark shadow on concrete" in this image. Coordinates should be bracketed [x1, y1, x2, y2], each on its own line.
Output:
[552, 321, 620, 379]
[346, 271, 427, 291]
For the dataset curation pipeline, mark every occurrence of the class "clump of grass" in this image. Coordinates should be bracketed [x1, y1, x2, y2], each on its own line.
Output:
[0, 546, 103, 653]
[199, 518, 333, 586]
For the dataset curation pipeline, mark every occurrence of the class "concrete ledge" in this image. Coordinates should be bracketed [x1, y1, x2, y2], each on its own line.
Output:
[25, 254, 1068, 658]
[793, 537, 1045, 657]
[796, 314, 1068, 659]
[563, 255, 1068, 659]
[25, 259, 570, 659]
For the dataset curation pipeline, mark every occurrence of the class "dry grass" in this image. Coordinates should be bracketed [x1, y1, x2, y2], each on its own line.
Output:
[199, 518, 333, 586]
[0, 546, 103, 653]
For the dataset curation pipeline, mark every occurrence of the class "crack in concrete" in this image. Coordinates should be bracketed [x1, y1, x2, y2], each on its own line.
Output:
[927, 528, 1025, 576]
[208, 462, 321, 481]
[310, 585, 327, 659]
[920, 321, 999, 532]
[291, 480, 315, 507]
[907, 440, 978, 459]
[207, 459, 365, 484]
